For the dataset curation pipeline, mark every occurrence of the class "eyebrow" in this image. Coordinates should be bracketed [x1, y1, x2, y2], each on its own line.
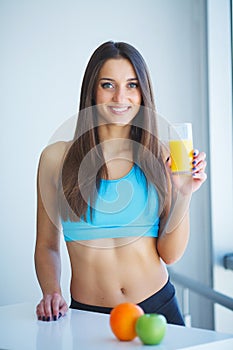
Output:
[99, 77, 138, 81]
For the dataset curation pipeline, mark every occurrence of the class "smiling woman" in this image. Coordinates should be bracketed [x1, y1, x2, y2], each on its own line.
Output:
[34, 41, 207, 324]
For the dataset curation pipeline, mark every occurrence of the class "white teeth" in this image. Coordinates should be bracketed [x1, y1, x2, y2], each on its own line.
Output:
[111, 107, 129, 112]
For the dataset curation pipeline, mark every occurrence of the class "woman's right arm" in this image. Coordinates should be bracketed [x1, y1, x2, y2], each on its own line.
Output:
[34, 143, 68, 321]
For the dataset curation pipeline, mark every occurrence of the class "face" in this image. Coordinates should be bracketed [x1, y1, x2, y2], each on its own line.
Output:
[95, 58, 142, 126]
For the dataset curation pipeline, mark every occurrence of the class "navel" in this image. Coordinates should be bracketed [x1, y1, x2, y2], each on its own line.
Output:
[120, 287, 126, 295]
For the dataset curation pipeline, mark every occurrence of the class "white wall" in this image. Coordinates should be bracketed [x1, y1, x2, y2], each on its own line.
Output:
[0, 0, 215, 330]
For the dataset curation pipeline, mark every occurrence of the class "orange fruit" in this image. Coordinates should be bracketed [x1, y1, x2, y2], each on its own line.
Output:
[110, 302, 144, 341]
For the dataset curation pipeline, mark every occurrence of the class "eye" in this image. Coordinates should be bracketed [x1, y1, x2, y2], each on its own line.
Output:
[128, 82, 139, 89]
[101, 82, 114, 89]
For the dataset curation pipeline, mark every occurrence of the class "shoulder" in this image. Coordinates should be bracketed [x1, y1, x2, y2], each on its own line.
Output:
[38, 141, 71, 181]
[40, 141, 70, 165]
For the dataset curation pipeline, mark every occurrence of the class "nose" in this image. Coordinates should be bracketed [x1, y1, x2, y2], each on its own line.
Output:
[112, 86, 127, 103]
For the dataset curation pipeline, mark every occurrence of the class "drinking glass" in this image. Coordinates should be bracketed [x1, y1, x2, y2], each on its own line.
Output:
[168, 123, 193, 174]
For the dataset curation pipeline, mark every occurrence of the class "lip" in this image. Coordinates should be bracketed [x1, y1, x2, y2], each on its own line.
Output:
[107, 105, 131, 115]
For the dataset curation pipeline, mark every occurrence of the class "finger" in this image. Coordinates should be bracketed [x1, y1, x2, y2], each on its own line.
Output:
[192, 160, 207, 174]
[36, 300, 46, 321]
[165, 157, 172, 177]
[193, 151, 206, 163]
[192, 172, 207, 182]
[59, 302, 68, 318]
[44, 295, 53, 321]
[193, 149, 199, 158]
[51, 293, 61, 321]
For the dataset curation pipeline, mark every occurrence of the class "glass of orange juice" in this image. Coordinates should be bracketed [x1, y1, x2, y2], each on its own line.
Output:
[168, 123, 193, 174]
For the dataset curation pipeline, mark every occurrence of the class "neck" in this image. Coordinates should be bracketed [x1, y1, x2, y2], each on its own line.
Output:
[98, 123, 131, 142]
[97, 124, 132, 162]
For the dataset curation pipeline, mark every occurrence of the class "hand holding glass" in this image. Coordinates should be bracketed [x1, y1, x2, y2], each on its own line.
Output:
[169, 123, 193, 174]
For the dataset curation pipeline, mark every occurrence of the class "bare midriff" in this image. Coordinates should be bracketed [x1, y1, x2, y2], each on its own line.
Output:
[66, 236, 168, 307]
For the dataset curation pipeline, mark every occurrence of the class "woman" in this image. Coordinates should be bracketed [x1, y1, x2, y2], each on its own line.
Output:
[35, 41, 207, 324]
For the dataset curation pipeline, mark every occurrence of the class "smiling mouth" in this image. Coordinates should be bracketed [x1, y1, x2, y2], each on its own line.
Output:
[108, 106, 131, 115]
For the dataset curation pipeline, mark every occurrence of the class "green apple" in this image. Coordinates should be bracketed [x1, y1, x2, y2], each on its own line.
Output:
[135, 313, 167, 345]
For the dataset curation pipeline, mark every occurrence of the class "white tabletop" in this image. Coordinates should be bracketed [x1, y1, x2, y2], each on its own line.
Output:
[0, 302, 232, 350]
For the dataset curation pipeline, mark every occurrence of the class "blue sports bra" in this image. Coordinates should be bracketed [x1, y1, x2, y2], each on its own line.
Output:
[62, 164, 160, 241]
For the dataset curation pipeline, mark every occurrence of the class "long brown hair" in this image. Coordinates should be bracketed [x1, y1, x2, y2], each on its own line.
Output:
[60, 41, 169, 223]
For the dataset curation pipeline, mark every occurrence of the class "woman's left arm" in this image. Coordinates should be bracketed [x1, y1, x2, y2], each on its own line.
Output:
[156, 151, 207, 265]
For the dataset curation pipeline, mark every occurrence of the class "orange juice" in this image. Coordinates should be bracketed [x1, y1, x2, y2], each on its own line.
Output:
[169, 139, 193, 173]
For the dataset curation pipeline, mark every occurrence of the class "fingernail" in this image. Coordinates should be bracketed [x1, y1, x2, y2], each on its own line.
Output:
[46, 317, 50, 322]
[192, 167, 196, 171]
[53, 315, 57, 321]
[38, 316, 41, 321]
[192, 160, 196, 165]
[58, 312, 62, 319]
[42, 316, 46, 321]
